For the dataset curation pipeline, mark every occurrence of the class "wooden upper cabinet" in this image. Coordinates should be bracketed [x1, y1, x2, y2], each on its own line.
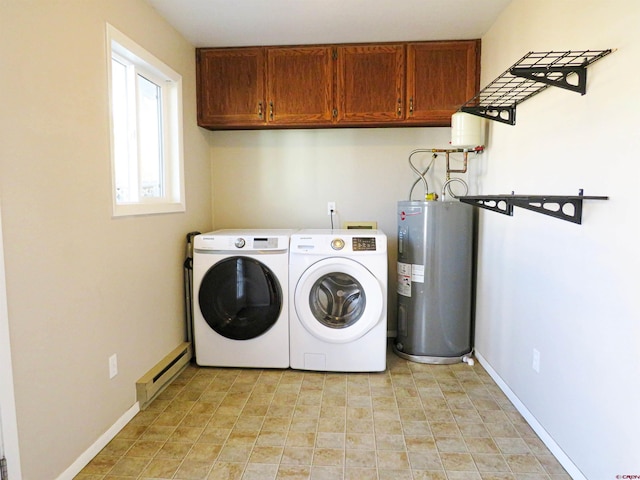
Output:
[195, 40, 480, 129]
[406, 40, 480, 126]
[196, 48, 266, 127]
[336, 44, 405, 124]
[267, 47, 334, 125]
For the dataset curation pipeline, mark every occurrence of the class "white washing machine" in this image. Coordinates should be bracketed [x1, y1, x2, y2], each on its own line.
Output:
[289, 229, 388, 372]
[193, 229, 294, 368]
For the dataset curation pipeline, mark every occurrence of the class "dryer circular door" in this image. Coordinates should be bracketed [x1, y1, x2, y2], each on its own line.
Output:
[198, 256, 282, 340]
[294, 257, 383, 343]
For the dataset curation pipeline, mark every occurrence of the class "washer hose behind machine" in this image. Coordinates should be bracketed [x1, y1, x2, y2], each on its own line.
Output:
[184, 231, 201, 355]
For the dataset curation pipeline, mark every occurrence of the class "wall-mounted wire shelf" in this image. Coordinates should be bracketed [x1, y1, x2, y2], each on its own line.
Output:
[459, 190, 608, 224]
[460, 49, 612, 125]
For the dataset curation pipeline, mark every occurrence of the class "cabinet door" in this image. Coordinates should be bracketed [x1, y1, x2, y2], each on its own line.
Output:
[196, 48, 266, 127]
[406, 41, 480, 126]
[267, 47, 334, 125]
[336, 45, 405, 124]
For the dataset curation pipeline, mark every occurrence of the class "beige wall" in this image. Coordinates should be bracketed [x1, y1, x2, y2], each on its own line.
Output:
[0, 1, 211, 478]
[475, 0, 640, 478]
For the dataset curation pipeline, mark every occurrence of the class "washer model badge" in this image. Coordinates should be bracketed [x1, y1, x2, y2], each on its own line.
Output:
[331, 238, 345, 250]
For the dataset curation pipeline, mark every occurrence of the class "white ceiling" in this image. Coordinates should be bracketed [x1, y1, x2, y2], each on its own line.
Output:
[145, 0, 513, 48]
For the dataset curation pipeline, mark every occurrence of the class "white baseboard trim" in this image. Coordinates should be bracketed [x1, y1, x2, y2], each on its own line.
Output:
[55, 401, 140, 480]
[474, 351, 585, 480]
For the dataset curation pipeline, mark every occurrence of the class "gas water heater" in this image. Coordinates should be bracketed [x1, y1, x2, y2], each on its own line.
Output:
[395, 200, 474, 364]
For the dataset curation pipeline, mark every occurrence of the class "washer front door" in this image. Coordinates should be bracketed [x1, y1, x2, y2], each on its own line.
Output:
[294, 257, 383, 343]
[199, 256, 282, 340]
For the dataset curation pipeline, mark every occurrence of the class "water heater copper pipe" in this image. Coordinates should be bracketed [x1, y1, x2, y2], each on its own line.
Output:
[445, 151, 469, 181]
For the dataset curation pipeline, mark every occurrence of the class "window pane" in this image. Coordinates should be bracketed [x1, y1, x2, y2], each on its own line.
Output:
[108, 24, 184, 216]
[137, 74, 163, 198]
[111, 58, 132, 203]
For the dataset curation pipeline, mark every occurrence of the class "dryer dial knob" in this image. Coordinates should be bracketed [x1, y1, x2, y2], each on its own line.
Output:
[234, 238, 246, 248]
[331, 238, 345, 250]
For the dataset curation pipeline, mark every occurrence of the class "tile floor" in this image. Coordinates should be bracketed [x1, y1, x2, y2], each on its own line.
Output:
[75, 346, 570, 480]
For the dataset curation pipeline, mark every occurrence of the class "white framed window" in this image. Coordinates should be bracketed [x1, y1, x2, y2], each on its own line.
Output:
[106, 24, 185, 216]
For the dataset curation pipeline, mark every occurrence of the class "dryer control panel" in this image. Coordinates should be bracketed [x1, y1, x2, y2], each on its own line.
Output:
[252, 237, 279, 249]
[195, 229, 295, 252]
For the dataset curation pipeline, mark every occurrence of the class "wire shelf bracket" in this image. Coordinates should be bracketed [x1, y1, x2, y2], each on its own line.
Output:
[459, 190, 608, 224]
[460, 49, 613, 125]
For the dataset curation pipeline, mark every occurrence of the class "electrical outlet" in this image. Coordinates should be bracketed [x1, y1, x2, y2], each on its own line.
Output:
[327, 201, 336, 216]
[109, 354, 118, 379]
[532, 348, 540, 373]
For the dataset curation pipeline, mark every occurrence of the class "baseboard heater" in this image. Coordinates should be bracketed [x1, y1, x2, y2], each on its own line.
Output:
[136, 342, 192, 409]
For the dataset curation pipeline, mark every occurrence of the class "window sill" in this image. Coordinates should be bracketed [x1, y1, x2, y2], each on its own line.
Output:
[112, 201, 185, 218]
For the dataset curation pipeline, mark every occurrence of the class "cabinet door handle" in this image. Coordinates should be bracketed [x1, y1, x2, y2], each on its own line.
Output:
[269, 101, 274, 121]
[397, 98, 402, 117]
[409, 98, 414, 115]
[258, 102, 263, 119]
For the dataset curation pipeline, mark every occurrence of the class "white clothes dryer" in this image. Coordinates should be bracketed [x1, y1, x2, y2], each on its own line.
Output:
[289, 229, 388, 372]
[193, 229, 294, 368]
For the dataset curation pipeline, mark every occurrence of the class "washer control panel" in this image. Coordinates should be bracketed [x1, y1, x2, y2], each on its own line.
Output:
[352, 237, 377, 251]
[291, 230, 386, 255]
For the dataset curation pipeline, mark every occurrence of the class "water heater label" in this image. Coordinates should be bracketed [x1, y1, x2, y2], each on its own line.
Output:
[398, 262, 426, 296]
[397, 262, 412, 297]
[412, 264, 425, 283]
